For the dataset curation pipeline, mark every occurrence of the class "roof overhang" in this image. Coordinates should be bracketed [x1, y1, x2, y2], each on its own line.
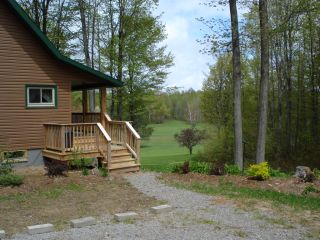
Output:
[6, 0, 123, 88]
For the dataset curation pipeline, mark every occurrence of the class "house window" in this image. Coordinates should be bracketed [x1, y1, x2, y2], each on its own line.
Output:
[26, 85, 57, 108]
[1, 150, 28, 163]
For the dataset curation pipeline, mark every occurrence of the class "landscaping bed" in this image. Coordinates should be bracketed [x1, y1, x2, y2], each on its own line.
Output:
[161, 173, 320, 197]
[0, 167, 159, 235]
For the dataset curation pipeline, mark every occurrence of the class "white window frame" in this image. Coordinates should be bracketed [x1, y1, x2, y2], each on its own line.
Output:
[26, 86, 56, 107]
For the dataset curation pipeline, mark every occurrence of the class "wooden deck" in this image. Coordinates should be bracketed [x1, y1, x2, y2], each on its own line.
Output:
[43, 113, 141, 173]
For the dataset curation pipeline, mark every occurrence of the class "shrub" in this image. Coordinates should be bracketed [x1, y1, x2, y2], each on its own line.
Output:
[209, 164, 225, 176]
[139, 126, 154, 140]
[70, 157, 94, 170]
[45, 158, 68, 177]
[313, 168, 320, 179]
[99, 167, 108, 177]
[181, 161, 190, 174]
[171, 163, 182, 173]
[247, 162, 270, 181]
[303, 184, 320, 195]
[171, 161, 190, 174]
[198, 129, 233, 174]
[0, 161, 13, 175]
[269, 167, 288, 177]
[224, 164, 242, 175]
[82, 167, 89, 176]
[190, 161, 210, 174]
[0, 174, 24, 186]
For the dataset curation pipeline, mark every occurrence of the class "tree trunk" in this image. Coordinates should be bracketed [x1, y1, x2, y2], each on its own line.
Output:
[229, 0, 243, 170]
[108, 0, 116, 118]
[91, 0, 97, 69]
[256, 0, 270, 163]
[32, 0, 41, 27]
[78, 0, 91, 66]
[41, 0, 51, 36]
[116, 0, 125, 120]
[77, 0, 95, 112]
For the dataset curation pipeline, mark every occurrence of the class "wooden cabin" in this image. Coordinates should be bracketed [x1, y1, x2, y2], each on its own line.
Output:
[0, 0, 140, 173]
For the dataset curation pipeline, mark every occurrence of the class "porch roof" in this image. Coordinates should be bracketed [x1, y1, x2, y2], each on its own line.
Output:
[7, 0, 123, 89]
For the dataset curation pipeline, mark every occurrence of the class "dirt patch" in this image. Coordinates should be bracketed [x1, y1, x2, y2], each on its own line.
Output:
[0, 167, 159, 235]
[161, 172, 320, 196]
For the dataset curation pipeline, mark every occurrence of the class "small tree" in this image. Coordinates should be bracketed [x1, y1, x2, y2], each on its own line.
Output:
[174, 126, 206, 156]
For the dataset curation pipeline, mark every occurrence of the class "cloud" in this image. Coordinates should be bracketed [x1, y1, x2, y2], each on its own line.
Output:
[155, 0, 230, 90]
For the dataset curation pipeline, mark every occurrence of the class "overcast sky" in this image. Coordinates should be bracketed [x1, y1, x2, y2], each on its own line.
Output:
[155, 0, 230, 91]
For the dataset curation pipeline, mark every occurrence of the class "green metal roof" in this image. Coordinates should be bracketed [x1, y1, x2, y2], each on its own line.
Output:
[6, 0, 123, 88]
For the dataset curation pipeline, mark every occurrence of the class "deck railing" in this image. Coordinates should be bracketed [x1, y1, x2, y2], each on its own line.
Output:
[67, 112, 141, 165]
[72, 112, 101, 123]
[44, 123, 112, 166]
[104, 114, 141, 164]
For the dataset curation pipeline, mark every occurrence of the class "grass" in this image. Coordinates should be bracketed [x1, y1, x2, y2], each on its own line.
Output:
[141, 120, 210, 172]
[167, 180, 320, 211]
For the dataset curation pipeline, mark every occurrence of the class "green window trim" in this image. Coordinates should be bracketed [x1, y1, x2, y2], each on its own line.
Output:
[25, 84, 58, 109]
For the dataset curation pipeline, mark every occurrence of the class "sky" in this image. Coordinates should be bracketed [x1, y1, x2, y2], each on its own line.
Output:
[154, 0, 230, 91]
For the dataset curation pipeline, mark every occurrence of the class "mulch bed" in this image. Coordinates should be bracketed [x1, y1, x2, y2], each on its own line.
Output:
[162, 172, 320, 197]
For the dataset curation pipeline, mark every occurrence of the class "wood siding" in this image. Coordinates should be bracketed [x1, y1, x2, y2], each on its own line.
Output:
[0, 2, 79, 151]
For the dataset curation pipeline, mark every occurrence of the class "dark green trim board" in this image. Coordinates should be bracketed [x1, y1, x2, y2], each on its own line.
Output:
[25, 84, 58, 109]
[6, 0, 123, 88]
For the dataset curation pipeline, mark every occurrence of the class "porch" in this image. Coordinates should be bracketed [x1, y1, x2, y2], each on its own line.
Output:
[42, 88, 141, 173]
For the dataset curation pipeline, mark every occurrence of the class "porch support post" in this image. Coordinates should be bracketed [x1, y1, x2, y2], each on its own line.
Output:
[82, 90, 88, 123]
[100, 87, 106, 127]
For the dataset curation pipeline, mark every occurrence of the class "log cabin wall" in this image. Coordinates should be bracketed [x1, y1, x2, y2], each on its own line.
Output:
[0, 1, 74, 151]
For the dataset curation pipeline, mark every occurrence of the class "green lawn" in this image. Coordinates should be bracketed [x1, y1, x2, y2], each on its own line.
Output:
[141, 120, 208, 172]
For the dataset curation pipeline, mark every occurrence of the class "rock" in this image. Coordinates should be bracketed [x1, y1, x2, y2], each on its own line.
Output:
[294, 166, 315, 182]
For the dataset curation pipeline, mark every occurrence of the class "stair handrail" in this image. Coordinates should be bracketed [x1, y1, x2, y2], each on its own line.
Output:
[96, 123, 112, 169]
[104, 113, 141, 165]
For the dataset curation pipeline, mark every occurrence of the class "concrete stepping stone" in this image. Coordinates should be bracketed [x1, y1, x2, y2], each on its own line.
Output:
[114, 212, 138, 222]
[27, 224, 54, 235]
[70, 217, 96, 228]
[0, 230, 5, 238]
[150, 204, 172, 213]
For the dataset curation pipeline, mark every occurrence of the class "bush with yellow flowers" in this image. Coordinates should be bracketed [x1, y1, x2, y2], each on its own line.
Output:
[247, 162, 270, 181]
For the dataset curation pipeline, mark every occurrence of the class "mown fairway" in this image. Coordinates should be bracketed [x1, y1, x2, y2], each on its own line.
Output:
[141, 120, 208, 172]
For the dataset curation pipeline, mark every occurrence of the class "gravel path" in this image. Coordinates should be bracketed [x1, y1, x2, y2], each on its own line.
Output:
[11, 172, 311, 240]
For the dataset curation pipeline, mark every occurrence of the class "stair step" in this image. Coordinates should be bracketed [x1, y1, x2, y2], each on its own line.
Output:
[102, 158, 135, 165]
[109, 162, 140, 170]
[109, 166, 140, 174]
[112, 156, 134, 161]
[109, 163, 140, 173]
[111, 152, 131, 157]
[111, 149, 129, 154]
[112, 157, 135, 163]
[111, 145, 127, 151]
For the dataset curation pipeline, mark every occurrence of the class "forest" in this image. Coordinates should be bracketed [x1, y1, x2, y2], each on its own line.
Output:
[199, 0, 320, 170]
[18, 0, 320, 171]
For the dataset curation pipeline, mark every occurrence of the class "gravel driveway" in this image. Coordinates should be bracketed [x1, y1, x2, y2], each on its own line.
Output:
[11, 172, 311, 240]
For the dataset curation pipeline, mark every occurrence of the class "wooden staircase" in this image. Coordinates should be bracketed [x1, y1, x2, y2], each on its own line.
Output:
[104, 145, 140, 173]
[43, 114, 141, 174]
